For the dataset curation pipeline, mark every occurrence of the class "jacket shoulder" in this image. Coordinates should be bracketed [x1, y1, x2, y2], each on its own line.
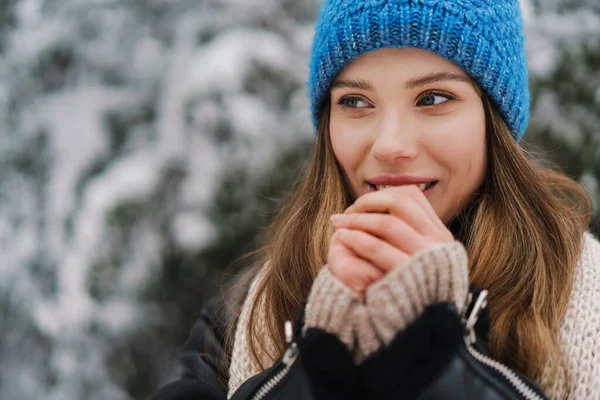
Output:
[152, 274, 250, 400]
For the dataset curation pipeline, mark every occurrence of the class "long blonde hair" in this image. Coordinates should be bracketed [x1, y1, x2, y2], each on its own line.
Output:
[230, 93, 592, 386]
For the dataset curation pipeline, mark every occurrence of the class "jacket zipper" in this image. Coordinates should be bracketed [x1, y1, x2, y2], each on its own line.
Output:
[463, 290, 544, 400]
[252, 292, 544, 400]
[251, 321, 299, 400]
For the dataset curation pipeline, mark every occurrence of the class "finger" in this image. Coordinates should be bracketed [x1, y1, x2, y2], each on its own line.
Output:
[331, 212, 425, 255]
[334, 228, 408, 272]
[346, 185, 441, 229]
[328, 236, 384, 292]
[346, 186, 447, 234]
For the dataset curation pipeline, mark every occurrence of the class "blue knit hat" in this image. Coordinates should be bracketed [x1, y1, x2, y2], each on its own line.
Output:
[308, 0, 530, 141]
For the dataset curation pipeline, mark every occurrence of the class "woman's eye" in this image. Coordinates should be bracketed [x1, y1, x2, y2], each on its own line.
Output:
[337, 96, 370, 108]
[417, 92, 453, 107]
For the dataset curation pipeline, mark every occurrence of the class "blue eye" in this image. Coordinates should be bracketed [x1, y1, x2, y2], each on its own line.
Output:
[337, 96, 370, 108]
[417, 92, 453, 106]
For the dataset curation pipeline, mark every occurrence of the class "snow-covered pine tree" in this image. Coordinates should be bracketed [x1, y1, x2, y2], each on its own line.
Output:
[0, 0, 316, 398]
[524, 0, 600, 209]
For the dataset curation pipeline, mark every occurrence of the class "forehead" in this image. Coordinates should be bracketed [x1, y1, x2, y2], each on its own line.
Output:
[336, 47, 468, 78]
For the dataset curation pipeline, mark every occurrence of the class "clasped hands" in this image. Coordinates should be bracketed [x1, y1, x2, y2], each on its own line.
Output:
[328, 185, 454, 293]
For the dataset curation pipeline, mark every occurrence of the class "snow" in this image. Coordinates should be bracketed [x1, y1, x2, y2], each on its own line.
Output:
[1, 0, 316, 398]
[523, 1, 600, 77]
[531, 92, 583, 148]
[580, 171, 599, 210]
[186, 29, 293, 95]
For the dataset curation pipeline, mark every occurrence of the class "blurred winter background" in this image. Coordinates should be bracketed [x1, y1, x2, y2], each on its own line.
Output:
[0, 0, 598, 398]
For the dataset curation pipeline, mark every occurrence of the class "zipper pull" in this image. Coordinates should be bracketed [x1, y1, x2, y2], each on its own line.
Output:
[464, 290, 488, 345]
[285, 320, 293, 344]
[282, 320, 298, 366]
[461, 292, 473, 322]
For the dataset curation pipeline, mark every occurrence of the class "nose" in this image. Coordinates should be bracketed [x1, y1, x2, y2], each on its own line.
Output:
[370, 111, 418, 164]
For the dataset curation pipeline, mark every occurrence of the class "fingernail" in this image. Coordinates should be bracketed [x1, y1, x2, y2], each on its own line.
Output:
[330, 214, 343, 224]
[353, 283, 366, 293]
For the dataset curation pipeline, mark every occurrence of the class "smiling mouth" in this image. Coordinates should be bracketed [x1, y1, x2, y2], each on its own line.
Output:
[368, 181, 438, 192]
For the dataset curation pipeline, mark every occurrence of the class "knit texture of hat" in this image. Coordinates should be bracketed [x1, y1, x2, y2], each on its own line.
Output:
[308, 0, 530, 141]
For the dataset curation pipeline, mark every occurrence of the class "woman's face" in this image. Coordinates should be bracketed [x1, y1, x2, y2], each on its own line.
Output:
[329, 48, 487, 224]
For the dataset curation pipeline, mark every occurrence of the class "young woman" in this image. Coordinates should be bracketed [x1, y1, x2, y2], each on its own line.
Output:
[154, 0, 600, 399]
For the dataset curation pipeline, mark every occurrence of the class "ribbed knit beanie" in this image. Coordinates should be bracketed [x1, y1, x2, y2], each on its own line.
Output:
[308, 0, 530, 141]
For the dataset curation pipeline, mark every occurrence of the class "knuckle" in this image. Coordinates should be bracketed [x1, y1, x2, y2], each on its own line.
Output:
[402, 185, 420, 199]
[333, 267, 349, 282]
[428, 228, 453, 244]
[344, 275, 362, 288]
[415, 237, 430, 251]
[329, 262, 349, 279]
[440, 233, 455, 243]
[339, 271, 363, 291]
[327, 262, 340, 276]
[442, 229, 455, 241]
[364, 237, 382, 254]
[376, 197, 394, 211]
[344, 213, 359, 226]
[353, 271, 375, 291]
[365, 268, 384, 284]
[378, 215, 396, 231]
[327, 252, 334, 265]
[331, 230, 342, 241]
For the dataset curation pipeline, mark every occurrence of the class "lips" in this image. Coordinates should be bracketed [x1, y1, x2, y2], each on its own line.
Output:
[367, 181, 439, 197]
[365, 175, 439, 195]
[374, 182, 436, 191]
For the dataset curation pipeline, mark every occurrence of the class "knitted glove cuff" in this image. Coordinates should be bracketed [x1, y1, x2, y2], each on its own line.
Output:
[303, 242, 469, 362]
[361, 241, 469, 358]
[303, 266, 365, 350]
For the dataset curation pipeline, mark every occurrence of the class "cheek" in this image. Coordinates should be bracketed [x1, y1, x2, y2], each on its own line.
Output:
[431, 110, 487, 189]
[329, 121, 372, 197]
[330, 122, 365, 175]
[440, 143, 486, 185]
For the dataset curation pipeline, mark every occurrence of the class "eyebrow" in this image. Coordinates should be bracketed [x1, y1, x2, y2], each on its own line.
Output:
[331, 71, 472, 92]
[330, 78, 374, 91]
[405, 72, 472, 89]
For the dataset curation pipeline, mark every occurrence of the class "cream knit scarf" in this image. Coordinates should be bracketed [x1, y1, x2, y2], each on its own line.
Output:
[227, 233, 600, 399]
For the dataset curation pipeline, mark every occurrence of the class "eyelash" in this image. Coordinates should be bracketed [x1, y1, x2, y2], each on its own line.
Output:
[416, 90, 455, 106]
[335, 90, 456, 109]
[335, 96, 370, 108]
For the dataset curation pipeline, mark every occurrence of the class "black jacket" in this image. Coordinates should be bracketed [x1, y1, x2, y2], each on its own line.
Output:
[153, 286, 547, 400]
